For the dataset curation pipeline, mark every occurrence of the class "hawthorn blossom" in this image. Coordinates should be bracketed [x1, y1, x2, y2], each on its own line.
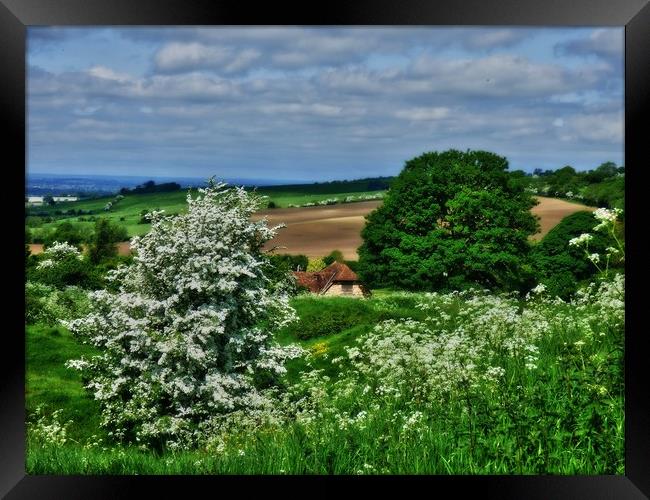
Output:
[64, 180, 304, 449]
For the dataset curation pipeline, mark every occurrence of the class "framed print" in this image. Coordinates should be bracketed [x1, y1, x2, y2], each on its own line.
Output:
[3, 0, 649, 497]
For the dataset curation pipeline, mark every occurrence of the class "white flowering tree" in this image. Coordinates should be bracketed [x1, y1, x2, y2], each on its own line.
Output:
[65, 181, 303, 449]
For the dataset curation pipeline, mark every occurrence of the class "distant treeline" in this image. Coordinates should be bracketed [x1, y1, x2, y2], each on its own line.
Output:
[257, 176, 394, 195]
[119, 180, 181, 195]
[508, 162, 624, 209]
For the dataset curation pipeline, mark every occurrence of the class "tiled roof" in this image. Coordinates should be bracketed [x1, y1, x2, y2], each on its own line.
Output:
[293, 261, 360, 293]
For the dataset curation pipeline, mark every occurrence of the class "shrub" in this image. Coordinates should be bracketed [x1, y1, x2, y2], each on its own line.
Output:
[28, 242, 103, 290]
[43, 222, 86, 248]
[531, 211, 612, 298]
[25, 281, 92, 325]
[267, 201, 277, 209]
[64, 181, 304, 450]
[87, 219, 128, 264]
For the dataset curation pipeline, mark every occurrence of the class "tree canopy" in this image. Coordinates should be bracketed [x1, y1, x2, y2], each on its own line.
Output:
[357, 149, 539, 292]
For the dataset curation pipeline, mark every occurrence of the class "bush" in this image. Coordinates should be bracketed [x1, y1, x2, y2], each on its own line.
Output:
[25, 282, 57, 325]
[531, 211, 612, 298]
[28, 243, 103, 290]
[87, 219, 128, 265]
[43, 222, 86, 248]
[282, 298, 376, 340]
[26, 216, 44, 228]
[25, 282, 91, 325]
[281, 297, 425, 341]
[267, 201, 277, 209]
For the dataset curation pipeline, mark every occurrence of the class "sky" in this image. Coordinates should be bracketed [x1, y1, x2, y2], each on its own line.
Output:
[27, 27, 624, 182]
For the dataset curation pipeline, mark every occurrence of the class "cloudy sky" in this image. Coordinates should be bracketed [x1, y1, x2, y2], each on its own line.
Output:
[27, 27, 624, 182]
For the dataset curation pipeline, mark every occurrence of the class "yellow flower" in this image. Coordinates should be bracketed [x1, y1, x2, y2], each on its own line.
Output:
[310, 342, 328, 356]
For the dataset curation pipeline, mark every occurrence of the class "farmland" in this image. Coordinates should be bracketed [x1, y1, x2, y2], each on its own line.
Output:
[25, 185, 388, 242]
[27, 194, 594, 259]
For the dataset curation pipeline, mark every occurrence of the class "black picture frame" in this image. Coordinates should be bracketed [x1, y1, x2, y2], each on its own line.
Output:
[3, 1, 648, 497]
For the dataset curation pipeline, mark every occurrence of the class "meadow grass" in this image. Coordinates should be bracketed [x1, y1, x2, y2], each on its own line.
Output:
[26, 287, 624, 475]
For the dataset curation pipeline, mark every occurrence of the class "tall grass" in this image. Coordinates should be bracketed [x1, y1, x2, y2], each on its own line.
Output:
[26, 279, 624, 475]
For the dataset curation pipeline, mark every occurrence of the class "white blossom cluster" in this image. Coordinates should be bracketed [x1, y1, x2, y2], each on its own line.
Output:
[277, 276, 624, 447]
[26, 282, 90, 324]
[28, 406, 72, 447]
[64, 181, 305, 449]
[568, 207, 624, 275]
[569, 233, 593, 247]
[36, 241, 83, 270]
[344, 290, 550, 398]
[593, 207, 623, 231]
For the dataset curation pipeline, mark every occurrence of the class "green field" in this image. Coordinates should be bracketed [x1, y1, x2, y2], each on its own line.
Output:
[26, 284, 624, 475]
[26, 186, 387, 241]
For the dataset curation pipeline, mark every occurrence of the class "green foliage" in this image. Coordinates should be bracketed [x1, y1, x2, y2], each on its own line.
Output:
[267, 200, 277, 209]
[343, 260, 359, 273]
[278, 296, 425, 341]
[581, 176, 625, 210]
[358, 149, 538, 292]
[26, 282, 624, 474]
[323, 250, 345, 266]
[87, 218, 128, 264]
[307, 258, 326, 272]
[531, 211, 611, 298]
[524, 161, 623, 208]
[264, 253, 309, 295]
[25, 283, 92, 325]
[27, 254, 103, 290]
[43, 221, 88, 247]
[26, 216, 44, 228]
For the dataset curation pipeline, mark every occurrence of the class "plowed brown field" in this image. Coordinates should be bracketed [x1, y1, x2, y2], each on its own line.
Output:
[27, 197, 596, 260]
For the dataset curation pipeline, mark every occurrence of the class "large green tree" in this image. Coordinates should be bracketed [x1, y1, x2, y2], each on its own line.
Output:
[357, 149, 539, 291]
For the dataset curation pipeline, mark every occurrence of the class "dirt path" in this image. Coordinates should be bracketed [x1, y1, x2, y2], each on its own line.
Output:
[26, 197, 595, 260]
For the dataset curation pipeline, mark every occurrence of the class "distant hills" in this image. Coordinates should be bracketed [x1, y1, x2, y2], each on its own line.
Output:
[26, 173, 394, 198]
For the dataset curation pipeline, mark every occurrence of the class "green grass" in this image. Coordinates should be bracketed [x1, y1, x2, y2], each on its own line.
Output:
[26, 324, 104, 443]
[27, 187, 386, 240]
[275, 294, 427, 383]
[26, 290, 624, 475]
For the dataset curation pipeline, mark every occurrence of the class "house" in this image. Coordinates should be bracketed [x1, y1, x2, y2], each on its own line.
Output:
[293, 261, 371, 297]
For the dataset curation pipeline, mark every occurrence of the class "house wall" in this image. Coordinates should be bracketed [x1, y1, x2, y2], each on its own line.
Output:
[323, 283, 366, 297]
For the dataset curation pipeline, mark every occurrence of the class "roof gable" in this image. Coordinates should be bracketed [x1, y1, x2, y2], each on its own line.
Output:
[293, 261, 360, 293]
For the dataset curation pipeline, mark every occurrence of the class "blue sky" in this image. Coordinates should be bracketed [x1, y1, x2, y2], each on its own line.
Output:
[27, 27, 624, 182]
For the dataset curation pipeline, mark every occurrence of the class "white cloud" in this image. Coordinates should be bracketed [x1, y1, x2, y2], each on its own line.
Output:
[154, 42, 260, 74]
[88, 65, 131, 82]
[394, 107, 450, 121]
[565, 113, 623, 143]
